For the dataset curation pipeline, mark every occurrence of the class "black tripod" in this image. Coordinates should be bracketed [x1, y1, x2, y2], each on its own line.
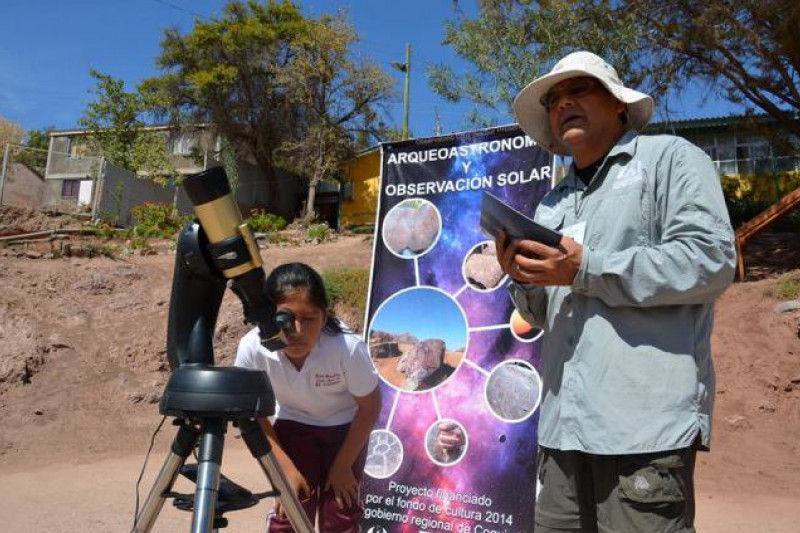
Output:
[132, 392, 312, 532]
[132, 167, 314, 532]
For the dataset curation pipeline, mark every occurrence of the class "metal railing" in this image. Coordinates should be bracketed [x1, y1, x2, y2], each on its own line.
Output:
[713, 155, 800, 176]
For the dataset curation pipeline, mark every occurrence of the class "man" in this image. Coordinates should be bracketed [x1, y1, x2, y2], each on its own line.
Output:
[498, 51, 736, 532]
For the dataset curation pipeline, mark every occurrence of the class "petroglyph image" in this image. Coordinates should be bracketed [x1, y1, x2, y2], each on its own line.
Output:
[368, 287, 468, 393]
[463, 240, 506, 291]
[364, 430, 404, 479]
[485, 360, 542, 422]
[382, 199, 442, 257]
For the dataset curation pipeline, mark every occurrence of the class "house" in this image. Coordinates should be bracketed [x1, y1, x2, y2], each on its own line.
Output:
[338, 115, 800, 230]
[43, 125, 322, 227]
[338, 146, 381, 229]
[645, 114, 800, 202]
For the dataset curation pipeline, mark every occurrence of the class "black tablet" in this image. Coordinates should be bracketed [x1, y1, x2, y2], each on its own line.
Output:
[480, 191, 562, 247]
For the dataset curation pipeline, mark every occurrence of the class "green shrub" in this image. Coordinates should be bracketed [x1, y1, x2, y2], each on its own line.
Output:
[130, 202, 188, 239]
[246, 209, 287, 233]
[322, 268, 370, 332]
[346, 224, 375, 235]
[776, 273, 800, 300]
[87, 243, 119, 259]
[306, 222, 331, 241]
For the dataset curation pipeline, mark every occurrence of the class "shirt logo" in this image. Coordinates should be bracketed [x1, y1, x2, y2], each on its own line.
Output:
[315, 373, 343, 387]
[536, 204, 559, 225]
[612, 161, 643, 190]
[633, 475, 651, 491]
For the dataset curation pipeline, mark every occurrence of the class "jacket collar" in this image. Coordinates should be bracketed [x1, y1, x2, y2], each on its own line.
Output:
[555, 130, 639, 192]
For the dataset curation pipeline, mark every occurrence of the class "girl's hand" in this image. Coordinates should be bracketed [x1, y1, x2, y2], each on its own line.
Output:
[274, 467, 312, 518]
[325, 460, 359, 509]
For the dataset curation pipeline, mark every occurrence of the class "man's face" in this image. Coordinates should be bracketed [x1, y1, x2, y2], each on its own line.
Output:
[543, 76, 625, 153]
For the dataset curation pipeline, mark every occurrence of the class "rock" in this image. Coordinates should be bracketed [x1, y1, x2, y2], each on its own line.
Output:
[24, 251, 42, 259]
[76, 274, 115, 294]
[759, 402, 776, 413]
[370, 341, 402, 359]
[724, 414, 752, 430]
[368, 331, 403, 358]
[774, 300, 800, 314]
[383, 206, 414, 254]
[465, 253, 504, 289]
[127, 392, 144, 403]
[409, 203, 439, 252]
[397, 339, 445, 390]
[486, 362, 541, 420]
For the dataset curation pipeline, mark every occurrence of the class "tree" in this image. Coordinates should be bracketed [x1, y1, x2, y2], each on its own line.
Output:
[431, 1, 800, 137]
[617, 0, 800, 138]
[143, 1, 393, 217]
[79, 70, 177, 185]
[142, 0, 309, 210]
[14, 127, 52, 176]
[276, 13, 394, 220]
[427, 0, 638, 127]
[0, 116, 24, 152]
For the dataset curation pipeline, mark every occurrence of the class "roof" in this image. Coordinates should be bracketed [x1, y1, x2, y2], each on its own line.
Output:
[49, 123, 212, 137]
[647, 112, 800, 135]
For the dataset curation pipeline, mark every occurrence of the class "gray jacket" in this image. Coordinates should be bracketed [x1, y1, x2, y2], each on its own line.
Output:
[510, 131, 736, 454]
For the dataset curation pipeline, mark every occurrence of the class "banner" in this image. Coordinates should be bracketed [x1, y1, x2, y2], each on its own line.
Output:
[361, 126, 553, 533]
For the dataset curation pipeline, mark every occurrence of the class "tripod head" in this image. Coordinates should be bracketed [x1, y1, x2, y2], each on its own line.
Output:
[160, 166, 281, 420]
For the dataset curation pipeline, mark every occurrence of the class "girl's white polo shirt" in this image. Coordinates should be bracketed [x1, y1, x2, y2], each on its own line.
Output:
[235, 326, 379, 427]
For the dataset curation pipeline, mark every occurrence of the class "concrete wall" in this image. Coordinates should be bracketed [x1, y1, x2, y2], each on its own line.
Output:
[95, 162, 175, 226]
[1, 163, 46, 208]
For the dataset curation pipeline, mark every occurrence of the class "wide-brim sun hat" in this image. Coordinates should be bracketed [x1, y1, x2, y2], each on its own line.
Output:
[514, 51, 654, 156]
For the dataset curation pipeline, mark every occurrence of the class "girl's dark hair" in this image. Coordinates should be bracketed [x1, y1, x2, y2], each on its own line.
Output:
[265, 262, 343, 335]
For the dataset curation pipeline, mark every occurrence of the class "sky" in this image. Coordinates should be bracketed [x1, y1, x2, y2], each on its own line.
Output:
[370, 287, 468, 350]
[0, 0, 741, 140]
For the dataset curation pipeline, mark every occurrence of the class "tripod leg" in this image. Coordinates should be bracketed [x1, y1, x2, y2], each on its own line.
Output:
[133, 421, 200, 533]
[239, 418, 315, 533]
[191, 418, 225, 533]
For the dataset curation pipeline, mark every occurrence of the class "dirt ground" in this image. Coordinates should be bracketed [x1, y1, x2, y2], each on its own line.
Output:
[0, 209, 799, 531]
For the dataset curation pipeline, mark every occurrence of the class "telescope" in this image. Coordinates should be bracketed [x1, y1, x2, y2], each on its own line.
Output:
[132, 167, 313, 533]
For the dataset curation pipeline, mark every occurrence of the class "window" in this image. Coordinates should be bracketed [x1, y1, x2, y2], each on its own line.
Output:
[699, 144, 718, 163]
[170, 133, 197, 155]
[61, 180, 80, 199]
[341, 180, 354, 201]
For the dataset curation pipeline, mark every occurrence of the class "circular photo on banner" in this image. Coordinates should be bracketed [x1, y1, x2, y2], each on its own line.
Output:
[364, 429, 404, 479]
[509, 309, 543, 343]
[368, 287, 468, 393]
[485, 359, 542, 423]
[425, 419, 468, 466]
[462, 240, 507, 292]
[382, 198, 442, 258]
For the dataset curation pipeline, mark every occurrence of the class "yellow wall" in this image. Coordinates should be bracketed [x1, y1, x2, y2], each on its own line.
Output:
[340, 149, 381, 227]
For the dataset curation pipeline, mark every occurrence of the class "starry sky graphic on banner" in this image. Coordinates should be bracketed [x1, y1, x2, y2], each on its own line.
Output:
[362, 126, 553, 533]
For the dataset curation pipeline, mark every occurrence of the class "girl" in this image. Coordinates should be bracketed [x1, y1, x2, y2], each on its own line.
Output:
[235, 262, 381, 533]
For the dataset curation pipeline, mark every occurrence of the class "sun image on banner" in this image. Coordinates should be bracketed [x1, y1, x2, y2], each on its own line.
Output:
[361, 126, 553, 533]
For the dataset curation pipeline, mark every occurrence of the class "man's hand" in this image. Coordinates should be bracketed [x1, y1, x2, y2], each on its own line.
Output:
[325, 459, 359, 509]
[496, 230, 583, 286]
[274, 466, 312, 518]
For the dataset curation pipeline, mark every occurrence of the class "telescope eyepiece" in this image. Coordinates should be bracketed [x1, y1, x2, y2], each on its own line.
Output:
[275, 310, 296, 334]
